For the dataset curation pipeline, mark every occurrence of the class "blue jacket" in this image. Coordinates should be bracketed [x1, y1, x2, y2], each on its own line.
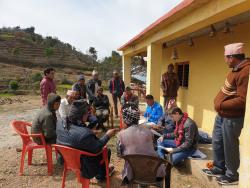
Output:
[56, 119, 110, 178]
[144, 102, 163, 124]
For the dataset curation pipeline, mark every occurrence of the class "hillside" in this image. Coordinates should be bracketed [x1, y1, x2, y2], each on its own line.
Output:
[0, 27, 95, 71]
[0, 27, 98, 91]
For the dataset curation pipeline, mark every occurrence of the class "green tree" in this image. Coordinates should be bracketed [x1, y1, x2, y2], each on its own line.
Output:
[9, 80, 19, 91]
[88, 47, 98, 62]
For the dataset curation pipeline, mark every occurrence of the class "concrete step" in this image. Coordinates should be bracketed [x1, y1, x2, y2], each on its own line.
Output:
[185, 144, 238, 188]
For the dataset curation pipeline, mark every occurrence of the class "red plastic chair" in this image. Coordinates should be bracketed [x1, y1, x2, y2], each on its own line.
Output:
[119, 108, 123, 129]
[10, 120, 53, 176]
[52, 144, 110, 188]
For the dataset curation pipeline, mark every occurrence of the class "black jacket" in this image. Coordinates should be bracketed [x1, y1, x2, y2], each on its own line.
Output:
[109, 78, 125, 97]
[93, 94, 110, 110]
[56, 120, 110, 178]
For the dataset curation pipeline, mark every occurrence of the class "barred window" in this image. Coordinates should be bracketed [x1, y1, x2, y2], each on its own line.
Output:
[176, 62, 189, 88]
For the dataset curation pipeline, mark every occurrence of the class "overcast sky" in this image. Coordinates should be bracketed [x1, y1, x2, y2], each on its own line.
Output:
[0, 0, 182, 59]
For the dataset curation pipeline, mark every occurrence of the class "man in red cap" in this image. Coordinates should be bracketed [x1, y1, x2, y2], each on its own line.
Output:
[202, 43, 250, 185]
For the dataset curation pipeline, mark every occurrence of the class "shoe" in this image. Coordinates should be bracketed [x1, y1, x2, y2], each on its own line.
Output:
[202, 168, 224, 177]
[109, 164, 115, 176]
[216, 175, 238, 185]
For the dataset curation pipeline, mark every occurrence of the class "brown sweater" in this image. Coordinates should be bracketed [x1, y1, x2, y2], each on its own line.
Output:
[161, 72, 179, 97]
[214, 59, 250, 118]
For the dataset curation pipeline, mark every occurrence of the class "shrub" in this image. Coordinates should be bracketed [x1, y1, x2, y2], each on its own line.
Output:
[9, 80, 19, 91]
[61, 78, 73, 85]
[32, 72, 43, 82]
[12, 47, 20, 55]
[45, 47, 54, 57]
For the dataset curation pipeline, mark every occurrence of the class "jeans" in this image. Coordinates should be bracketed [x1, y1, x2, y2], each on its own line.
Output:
[212, 115, 243, 179]
[112, 95, 121, 116]
[95, 148, 111, 180]
[157, 139, 195, 165]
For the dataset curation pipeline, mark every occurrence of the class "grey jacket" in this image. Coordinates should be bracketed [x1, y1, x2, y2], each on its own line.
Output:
[117, 126, 166, 181]
[164, 117, 198, 153]
[31, 94, 60, 144]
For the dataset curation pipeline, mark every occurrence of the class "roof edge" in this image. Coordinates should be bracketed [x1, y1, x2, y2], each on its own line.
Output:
[117, 0, 194, 51]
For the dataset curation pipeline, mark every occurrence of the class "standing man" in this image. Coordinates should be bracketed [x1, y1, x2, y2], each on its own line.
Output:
[87, 70, 102, 104]
[161, 63, 179, 108]
[40, 67, 56, 106]
[109, 70, 125, 118]
[72, 75, 90, 100]
[202, 43, 250, 185]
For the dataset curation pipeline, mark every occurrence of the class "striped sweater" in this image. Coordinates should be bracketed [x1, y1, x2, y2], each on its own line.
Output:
[214, 59, 250, 118]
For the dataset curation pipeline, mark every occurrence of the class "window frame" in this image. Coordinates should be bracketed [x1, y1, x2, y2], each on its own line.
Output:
[175, 61, 189, 89]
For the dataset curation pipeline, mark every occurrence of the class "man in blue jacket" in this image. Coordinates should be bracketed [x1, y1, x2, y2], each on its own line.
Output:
[143, 94, 163, 126]
[56, 100, 116, 180]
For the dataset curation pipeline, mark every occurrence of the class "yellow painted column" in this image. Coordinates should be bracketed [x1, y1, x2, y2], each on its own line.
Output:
[146, 43, 162, 102]
[122, 55, 131, 87]
[239, 74, 250, 187]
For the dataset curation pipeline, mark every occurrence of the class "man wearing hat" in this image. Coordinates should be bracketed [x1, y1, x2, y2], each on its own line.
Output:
[72, 75, 91, 100]
[121, 86, 139, 108]
[109, 70, 125, 118]
[202, 43, 250, 185]
[87, 70, 102, 104]
[56, 100, 116, 180]
[58, 90, 76, 120]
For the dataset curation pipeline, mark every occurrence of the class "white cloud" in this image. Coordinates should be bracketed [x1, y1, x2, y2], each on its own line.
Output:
[0, 0, 182, 58]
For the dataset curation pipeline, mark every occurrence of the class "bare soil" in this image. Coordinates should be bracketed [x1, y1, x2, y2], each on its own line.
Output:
[0, 95, 205, 188]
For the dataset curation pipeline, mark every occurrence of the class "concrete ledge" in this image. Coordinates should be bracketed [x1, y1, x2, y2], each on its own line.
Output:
[185, 144, 238, 188]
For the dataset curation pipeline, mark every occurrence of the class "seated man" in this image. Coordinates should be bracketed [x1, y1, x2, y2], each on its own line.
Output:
[31, 93, 61, 144]
[143, 94, 163, 126]
[121, 86, 139, 108]
[56, 100, 116, 180]
[117, 104, 166, 185]
[72, 75, 91, 100]
[157, 107, 198, 165]
[92, 87, 110, 131]
[154, 99, 177, 134]
[58, 90, 76, 120]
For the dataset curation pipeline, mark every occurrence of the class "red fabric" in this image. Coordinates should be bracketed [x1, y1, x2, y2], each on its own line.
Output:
[40, 77, 56, 106]
[174, 113, 188, 146]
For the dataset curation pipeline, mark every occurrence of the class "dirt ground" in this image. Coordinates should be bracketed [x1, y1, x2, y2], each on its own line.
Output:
[0, 95, 205, 188]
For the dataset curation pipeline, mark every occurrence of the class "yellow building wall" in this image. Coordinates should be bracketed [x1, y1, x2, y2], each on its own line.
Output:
[161, 20, 250, 134]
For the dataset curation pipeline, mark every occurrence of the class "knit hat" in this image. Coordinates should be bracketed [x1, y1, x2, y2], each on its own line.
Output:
[68, 100, 89, 124]
[224, 43, 244, 56]
[78, 75, 85, 81]
[122, 104, 140, 126]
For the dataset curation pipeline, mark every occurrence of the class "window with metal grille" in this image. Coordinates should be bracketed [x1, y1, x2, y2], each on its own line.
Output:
[176, 62, 189, 88]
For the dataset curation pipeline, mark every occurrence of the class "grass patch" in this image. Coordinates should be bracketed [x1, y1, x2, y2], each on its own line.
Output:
[57, 84, 72, 95]
[57, 84, 72, 90]
[0, 93, 16, 97]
